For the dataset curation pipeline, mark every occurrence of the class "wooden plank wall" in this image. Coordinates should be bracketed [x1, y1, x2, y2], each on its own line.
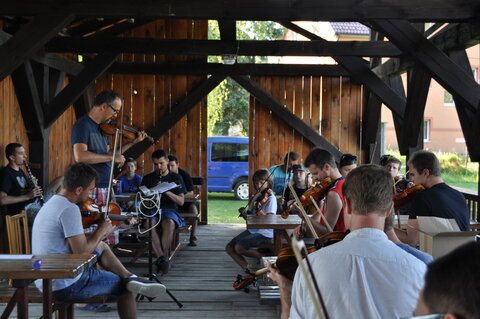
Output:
[249, 76, 364, 185]
[95, 19, 209, 221]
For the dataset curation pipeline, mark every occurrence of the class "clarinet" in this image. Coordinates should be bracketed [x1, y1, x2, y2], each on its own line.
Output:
[23, 161, 44, 205]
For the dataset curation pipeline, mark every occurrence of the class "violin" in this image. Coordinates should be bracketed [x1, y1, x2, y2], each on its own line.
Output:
[80, 197, 130, 228]
[233, 231, 347, 289]
[281, 177, 333, 219]
[100, 122, 156, 144]
[393, 185, 425, 208]
[253, 188, 273, 216]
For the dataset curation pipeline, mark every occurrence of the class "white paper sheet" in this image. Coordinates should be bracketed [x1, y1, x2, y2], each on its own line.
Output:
[417, 216, 460, 233]
[0, 254, 33, 260]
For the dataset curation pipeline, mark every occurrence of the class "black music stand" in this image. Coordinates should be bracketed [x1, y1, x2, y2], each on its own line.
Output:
[137, 194, 183, 308]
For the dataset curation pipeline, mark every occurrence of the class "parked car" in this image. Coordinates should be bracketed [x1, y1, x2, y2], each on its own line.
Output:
[207, 136, 249, 200]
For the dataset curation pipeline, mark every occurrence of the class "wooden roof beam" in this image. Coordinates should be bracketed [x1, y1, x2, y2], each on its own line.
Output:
[45, 38, 402, 57]
[0, 13, 75, 81]
[108, 62, 350, 77]
[1, 0, 478, 21]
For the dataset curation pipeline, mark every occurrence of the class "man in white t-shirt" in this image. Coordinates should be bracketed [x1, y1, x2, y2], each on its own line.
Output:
[268, 165, 426, 319]
[32, 163, 166, 319]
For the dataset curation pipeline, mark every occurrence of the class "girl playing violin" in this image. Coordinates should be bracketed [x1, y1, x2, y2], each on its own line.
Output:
[226, 169, 277, 274]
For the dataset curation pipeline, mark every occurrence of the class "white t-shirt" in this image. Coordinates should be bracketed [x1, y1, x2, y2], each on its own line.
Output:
[32, 195, 85, 292]
[290, 228, 427, 319]
[247, 193, 277, 238]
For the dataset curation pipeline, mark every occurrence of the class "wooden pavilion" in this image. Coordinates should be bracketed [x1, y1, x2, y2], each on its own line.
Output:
[1, 1, 480, 224]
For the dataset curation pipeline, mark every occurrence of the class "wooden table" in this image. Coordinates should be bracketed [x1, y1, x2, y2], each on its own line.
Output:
[247, 215, 303, 253]
[0, 254, 96, 319]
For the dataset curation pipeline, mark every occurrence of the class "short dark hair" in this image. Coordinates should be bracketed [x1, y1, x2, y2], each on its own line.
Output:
[152, 149, 167, 160]
[125, 157, 137, 167]
[168, 154, 179, 164]
[422, 241, 480, 318]
[93, 89, 123, 107]
[62, 163, 98, 192]
[339, 153, 358, 168]
[252, 168, 273, 189]
[343, 164, 393, 216]
[304, 148, 337, 169]
[284, 151, 300, 164]
[408, 150, 441, 177]
[5, 143, 23, 160]
[385, 157, 401, 169]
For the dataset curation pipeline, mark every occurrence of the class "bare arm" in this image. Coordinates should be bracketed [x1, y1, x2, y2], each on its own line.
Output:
[266, 261, 293, 319]
[119, 131, 147, 153]
[395, 219, 420, 247]
[0, 189, 42, 206]
[308, 191, 342, 236]
[164, 191, 185, 206]
[68, 219, 115, 254]
[73, 143, 119, 164]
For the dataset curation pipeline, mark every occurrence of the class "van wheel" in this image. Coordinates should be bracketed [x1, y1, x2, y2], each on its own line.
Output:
[234, 180, 249, 200]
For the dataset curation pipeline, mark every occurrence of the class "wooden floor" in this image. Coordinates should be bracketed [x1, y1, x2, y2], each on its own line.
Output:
[1, 224, 279, 318]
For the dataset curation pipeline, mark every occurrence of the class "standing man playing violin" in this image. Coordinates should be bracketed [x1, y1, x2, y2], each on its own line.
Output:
[32, 163, 167, 319]
[72, 89, 147, 202]
[395, 150, 469, 247]
[294, 148, 346, 238]
[268, 165, 426, 319]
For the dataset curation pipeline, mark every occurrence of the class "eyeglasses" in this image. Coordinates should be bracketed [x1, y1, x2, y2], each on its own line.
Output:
[107, 104, 120, 114]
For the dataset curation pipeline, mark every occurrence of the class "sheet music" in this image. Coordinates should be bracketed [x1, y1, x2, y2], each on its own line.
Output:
[150, 182, 179, 194]
[417, 216, 460, 233]
[0, 254, 33, 259]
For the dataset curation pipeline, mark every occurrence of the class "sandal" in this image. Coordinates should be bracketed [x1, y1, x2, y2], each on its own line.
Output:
[76, 303, 111, 313]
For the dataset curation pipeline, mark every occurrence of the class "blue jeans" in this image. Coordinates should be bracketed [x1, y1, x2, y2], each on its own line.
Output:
[52, 266, 124, 302]
[227, 230, 272, 250]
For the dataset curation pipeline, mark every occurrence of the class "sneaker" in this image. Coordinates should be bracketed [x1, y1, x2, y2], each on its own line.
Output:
[156, 256, 171, 274]
[125, 277, 166, 298]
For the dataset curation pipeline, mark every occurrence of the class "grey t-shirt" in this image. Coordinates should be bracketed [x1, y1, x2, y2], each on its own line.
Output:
[32, 195, 84, 291]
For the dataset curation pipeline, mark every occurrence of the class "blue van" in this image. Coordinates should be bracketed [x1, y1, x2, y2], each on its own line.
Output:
[207, 136, 249, 200]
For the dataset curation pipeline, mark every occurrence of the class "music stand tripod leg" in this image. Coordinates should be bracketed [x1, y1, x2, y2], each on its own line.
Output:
[137, 216, 183, 309]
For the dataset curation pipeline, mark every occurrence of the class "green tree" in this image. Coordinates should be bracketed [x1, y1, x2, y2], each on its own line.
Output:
[207, 21, 286, 136]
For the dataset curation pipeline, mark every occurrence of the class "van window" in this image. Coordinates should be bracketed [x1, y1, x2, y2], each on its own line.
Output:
[211, 143, 248, 162]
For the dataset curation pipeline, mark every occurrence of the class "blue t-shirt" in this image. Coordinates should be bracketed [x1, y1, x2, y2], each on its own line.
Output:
[72, 115, 111, 188]
[268, 165, 292, 194]
[118, 174, 142, 193]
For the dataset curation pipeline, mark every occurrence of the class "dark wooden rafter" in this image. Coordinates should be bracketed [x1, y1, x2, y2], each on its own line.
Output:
[0, 13, 75, 81]
[124, 74, 226, 159]
[1, 0, 478, 21]
[45, 38, 401, 57]
[372, 21, 480, 80]
[402, 66, 431, 149]
[280, 21, 406, 119]
[448, 50, 480, 162]
[44, 52, 119, 128]
[65, 18, 118, 37]
[218, 20, 236, 41]
[109, 62, 350, 77]
[0, 30, 83, 76]
[10, 61, 50, 186]
[89, 19, 155, 38]
[73, 84, 95, 120]
[230, 75, 342, 161]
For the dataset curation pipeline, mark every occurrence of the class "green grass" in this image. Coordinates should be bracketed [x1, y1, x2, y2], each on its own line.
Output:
[208, 192, 248, 224]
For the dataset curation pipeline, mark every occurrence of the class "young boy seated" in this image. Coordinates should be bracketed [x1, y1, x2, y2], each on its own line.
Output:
[225, 169, 277, 274]
[282, 164, 311, 212]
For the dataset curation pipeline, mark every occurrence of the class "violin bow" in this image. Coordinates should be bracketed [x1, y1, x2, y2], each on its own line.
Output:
[281, 148, 292, 200]
[105, 128, 120, 219]
[288, 183, 319, 239]
[290, 237, 329, 319]
[309, 196, 333, 233]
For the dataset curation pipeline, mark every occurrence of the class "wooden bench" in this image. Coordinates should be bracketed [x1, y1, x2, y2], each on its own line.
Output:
[0, 284, 106, 319]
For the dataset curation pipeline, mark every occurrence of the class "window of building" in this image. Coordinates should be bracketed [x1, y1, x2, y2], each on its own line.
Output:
[423, 119, 431, 142]
[444, 68, 478, 106]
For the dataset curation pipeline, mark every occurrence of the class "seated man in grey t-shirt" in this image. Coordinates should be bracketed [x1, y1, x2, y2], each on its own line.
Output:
[32, 163, 166, 318]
